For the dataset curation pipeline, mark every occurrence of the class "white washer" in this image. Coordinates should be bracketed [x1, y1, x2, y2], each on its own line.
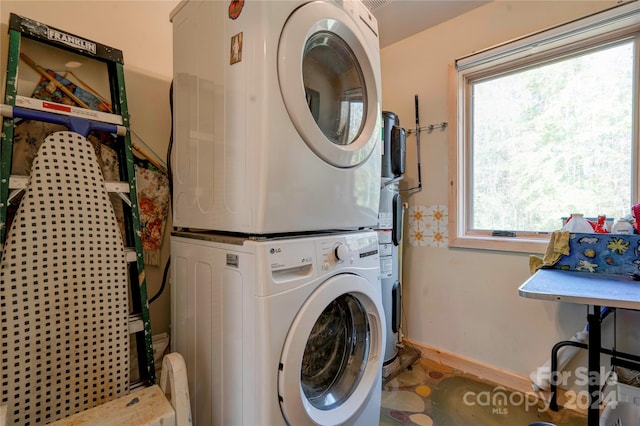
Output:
[171, 230, 385, 425]
[170, 0, 382, 234]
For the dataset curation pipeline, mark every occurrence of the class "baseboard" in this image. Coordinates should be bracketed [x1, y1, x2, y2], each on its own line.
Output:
[404, 338, 587, 415]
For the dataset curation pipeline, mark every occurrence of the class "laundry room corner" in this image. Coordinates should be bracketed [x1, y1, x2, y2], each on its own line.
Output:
[0, 0, 178, 337]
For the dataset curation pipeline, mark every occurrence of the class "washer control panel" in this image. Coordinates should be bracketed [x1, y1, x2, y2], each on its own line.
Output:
[265, 232, 379, 275]
[265, 231, 379, 290]
[317, 232, 379, 272]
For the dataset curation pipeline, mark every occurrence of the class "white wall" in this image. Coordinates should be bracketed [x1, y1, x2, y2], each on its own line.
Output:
[382, 0, 640, 385]
[0, 1, 179, 335]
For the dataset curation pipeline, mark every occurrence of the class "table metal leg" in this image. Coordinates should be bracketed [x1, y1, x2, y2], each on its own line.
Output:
[587, 305, 601, 426]
[549, 340, 588, 411]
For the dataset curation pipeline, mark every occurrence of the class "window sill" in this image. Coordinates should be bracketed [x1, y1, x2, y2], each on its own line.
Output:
[448, 233, 549, 254]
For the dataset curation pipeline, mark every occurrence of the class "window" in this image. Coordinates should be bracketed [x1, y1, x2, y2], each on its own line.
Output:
[449, 2, 640, 253]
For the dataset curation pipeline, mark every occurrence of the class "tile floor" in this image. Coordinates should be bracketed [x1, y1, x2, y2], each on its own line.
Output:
[379, 348, 586, 426]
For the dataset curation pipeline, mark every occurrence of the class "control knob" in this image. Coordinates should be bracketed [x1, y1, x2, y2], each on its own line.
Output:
[334, 243, 349, 262]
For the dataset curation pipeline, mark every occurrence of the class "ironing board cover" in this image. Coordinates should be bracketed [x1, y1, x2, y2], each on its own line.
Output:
[0, 131, 129, 425]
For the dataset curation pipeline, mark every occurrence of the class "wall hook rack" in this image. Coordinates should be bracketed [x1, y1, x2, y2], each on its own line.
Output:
[406, 122, 448, 134]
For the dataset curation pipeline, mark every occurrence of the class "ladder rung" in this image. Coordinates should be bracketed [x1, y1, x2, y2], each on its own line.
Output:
[8, 175, 27, 190]
[9, 176, 130, 193]
[125, 248, 137, 263]
[129, 314, 144, 334]
[8, 177, 137, 262]
[105, 181, 130, 194]
[15, 95, 124, 126]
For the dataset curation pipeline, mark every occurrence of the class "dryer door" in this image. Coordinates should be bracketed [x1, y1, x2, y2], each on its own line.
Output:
[278, 273, 384, 425]
[278, 1, 380, 168]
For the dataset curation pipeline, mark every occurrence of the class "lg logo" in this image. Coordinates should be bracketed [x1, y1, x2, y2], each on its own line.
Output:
[270, 247, 282, 254]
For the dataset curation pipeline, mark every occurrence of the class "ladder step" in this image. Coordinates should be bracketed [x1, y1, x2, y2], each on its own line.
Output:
[7, 175, 27, 190]
[9, 175, 130, 193]
[5, 176, 136, 262]
[129, 314, 144, 335]
[106, 181, 131, 194]
[15, 95, 124, 125]
[125, 248, 137, 263]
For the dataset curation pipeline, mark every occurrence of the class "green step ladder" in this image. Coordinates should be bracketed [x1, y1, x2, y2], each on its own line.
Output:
[0, 13, 156, 389]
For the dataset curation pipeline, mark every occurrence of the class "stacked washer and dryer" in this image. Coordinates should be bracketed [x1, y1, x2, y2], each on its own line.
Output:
[169, 1, 386, 425]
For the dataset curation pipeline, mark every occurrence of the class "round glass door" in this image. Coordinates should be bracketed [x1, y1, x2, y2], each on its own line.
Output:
[303, 32, 366, 147]
[278, 274, 384, 426]
[278, 1, 380, 168]
[301, 294, 369, 411]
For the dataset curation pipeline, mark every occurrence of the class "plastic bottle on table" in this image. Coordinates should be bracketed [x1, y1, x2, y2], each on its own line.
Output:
[562, 213, 594, 233]
[611, 217, 635, 234]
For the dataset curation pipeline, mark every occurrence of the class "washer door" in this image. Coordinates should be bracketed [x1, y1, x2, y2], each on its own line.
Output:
[278, 274, 383, 426]
[278, 1, 380, 168]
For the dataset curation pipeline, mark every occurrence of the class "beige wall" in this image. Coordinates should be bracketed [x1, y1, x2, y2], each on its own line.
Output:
[0, 1, 179, 335]
[382, 0, 640, 386]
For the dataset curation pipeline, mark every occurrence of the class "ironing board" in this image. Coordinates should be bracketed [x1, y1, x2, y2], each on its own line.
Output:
[0, 131, 129, 425]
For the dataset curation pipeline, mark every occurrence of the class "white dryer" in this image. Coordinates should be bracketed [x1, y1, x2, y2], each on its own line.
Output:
[171, 230, 385, 425]
[170, 0, 382, 234]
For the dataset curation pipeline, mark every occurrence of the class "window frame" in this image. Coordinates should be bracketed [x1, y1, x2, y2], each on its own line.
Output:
[448, 3, 640, 254]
